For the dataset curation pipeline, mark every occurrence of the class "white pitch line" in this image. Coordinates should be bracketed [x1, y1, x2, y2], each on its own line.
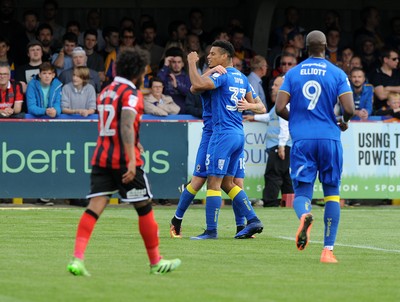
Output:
[277, 236, 400, 254]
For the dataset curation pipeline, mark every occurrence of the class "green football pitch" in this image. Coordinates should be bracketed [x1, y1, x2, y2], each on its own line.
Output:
[1, 204, 399, 302]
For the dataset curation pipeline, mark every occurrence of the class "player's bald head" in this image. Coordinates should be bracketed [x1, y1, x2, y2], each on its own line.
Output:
[306, 30, 327, 47]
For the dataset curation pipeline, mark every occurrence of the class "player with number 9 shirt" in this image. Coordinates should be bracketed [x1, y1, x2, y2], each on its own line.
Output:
[275, 30, 354, 263]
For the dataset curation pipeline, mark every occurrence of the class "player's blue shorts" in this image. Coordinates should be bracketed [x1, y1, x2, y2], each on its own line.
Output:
[193, 129, 245, 179]
[193, 128, 212, 178]
[290, 139, 343, 190]
[206, 132, 245, 177]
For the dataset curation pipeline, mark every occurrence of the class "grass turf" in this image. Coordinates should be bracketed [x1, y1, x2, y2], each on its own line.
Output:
[0, 205, 399, 302]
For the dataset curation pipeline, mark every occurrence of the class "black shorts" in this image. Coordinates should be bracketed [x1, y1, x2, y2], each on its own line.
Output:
[87, 166, 153, 203]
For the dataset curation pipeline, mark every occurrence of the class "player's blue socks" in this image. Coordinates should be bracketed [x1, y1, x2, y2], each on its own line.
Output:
[232, 200, 246, 227]
[293, 195, 312, 219]
[175, 183, 198, 219]
[228, 186, 257, 222]
[205, 190, 222, 231]
[323, 196, 341, 248]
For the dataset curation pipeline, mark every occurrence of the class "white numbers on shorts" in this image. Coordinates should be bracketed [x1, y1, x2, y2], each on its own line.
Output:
[302, 80, 322, 110]
[238, 157, 245, 170]
[98, 104, 116, 136]
[205, 154, 210, 170]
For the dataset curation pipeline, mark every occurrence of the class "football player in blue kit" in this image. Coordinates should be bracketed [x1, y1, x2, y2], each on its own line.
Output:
[185, 40, 265, 240]
[169, 70, 264, 239]
[275, 30, 354, 263]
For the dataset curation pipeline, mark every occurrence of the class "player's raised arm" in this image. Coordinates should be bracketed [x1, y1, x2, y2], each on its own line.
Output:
[187, 51, 215, 92]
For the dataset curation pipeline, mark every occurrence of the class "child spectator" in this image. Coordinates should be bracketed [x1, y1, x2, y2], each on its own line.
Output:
[144, 77, 180, 116]
[61, 66, 96, 117]
[373, 92, 400, 120]
[26, 62, 61, 117]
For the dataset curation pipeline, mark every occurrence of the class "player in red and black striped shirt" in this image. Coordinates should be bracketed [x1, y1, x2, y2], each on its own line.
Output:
[67, 48, 181, 276]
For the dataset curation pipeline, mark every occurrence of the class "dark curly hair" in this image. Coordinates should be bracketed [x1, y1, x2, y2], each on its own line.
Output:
[116, 47, 149, 81]
[211, 40, 235, 58]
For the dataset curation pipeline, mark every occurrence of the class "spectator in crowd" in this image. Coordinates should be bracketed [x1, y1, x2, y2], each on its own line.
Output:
[26, 62, 62, 118]
[323, 10, 352, 49]
[271, 6, 305, 49]
[232, 56, 243, 72]
[36, 23, 56, 62]
[22, 10, 40, 46]
[184, 33, 205, 74]
[359, 36, 380, 76]
[230, 26, 256, 75]
[119, 16, 136, 33]
[81, 9, 105, 51]
[271, 44, 297, 73]
[208, 26, 230, 44]
[157, 47, 191, 114]
[15, 40, 43, 93]
[325, 27, 342, 65]
[243, 75, 293, 207]
[338, 46, 354, 75]
[61, 66, 96, 117]
[41, 0, 65, 49]
[140, 21, 164, 74]
[52, 32, 78, 75]
[185, 91, 203, 118]
[138, 14, 154, 31]
[0, 35, 14, 78]
[247, 55, 268, 108]
[268, 23, 295, 66]
[369, 47, 400, 110]
[286, 29, 306, 63]
[269, 52, 297, 110]
[373, 91, 400, 120]
[144, 77, 180, 116]
[104, 27, 136, 85]
[227, 18, 253, 49]
[349, 55, 363, 71]
[164, 20, 187, 52]
[188, 8, 209, 48]
[66, 20, 81, 44]
[83, 29, 105, 84]
[271, 52, 297, 78]
[100, 26, 119, 61]
[354, 6, 385, 53]
[386, 16, 400, 52]
[59, 46, 101, 93]
[0, 62, 23, 117]
[349, 67, 373, 120]
[0, 0, 26, 66]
